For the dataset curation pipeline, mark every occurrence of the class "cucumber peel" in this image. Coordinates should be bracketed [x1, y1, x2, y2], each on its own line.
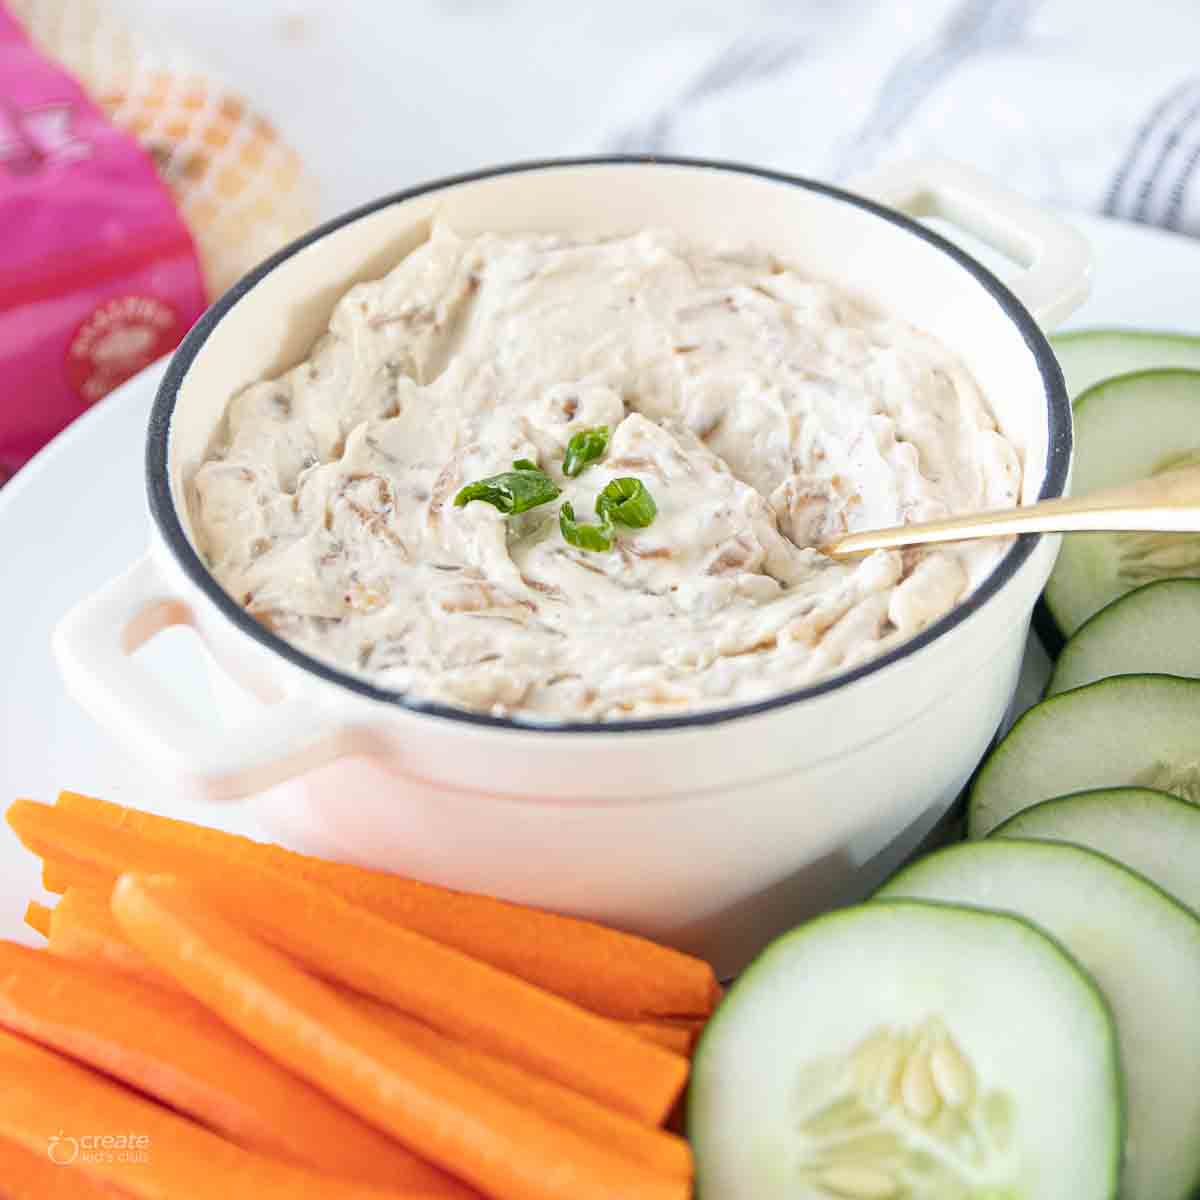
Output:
[1048, 579, 1200, 695]
[689, 899, 1120, 1200]
[992, 787, 1200, 916]
[1051, 327, 1200, 400]
[880, 838, 1200, 1200]
[1043, 369, 1200, 638]
[968, 674, 1200, 836]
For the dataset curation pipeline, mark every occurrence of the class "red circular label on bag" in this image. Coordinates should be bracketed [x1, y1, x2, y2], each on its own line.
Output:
[66, 295, 182, 404]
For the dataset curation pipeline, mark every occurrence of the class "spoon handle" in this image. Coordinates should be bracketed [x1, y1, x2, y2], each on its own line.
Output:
[825, 466, 1200, 558]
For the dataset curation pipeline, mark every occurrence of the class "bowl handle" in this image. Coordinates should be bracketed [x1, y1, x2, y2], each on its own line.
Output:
[52, 554, 364, 801]
[847, 157, 1092, 329]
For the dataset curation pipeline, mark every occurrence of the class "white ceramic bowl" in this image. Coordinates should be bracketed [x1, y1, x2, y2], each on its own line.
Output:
[54, 157, 1088, 976]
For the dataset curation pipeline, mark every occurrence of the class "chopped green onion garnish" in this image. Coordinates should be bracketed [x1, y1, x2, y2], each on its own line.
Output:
[559, 502, 614, 552]
[512, 458, 539, 472]
[454, 464, 561, 515]
[596, 477, 657, 528]
[563, 427, 610, 477]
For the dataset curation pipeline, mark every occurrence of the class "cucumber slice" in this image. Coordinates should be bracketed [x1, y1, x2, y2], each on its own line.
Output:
[1043, 369, 1200, 638]
[1048, 579, 1200, 695]
[1051, 327, 1200, 399]
[879, 839, 1200, 1200]
[968, 675, 1200, 835]
[688, 900, 1120, 1200]
[993, 787, 1200, 915]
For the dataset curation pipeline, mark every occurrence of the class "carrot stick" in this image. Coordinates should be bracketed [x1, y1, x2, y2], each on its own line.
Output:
[23, 902, 51, 940]
[113, 873, 687, 1200]
[211, 862, 688, 1124]
[42, 855, 114, 896]
[50, 887, 698, 1061]
[49, 888, 166, 986]
[347, 992, 692, 1179]
[0, 940, 474, 1194]
[0, 1026, 443, 1199]
[655, 1015, 710, 1043]
[0, 1131, 124, 1199]
[47, 890, 697, 1060]
[620, 1021, 698, 1056]
[44, 889, 691, 1178]
[55, 791, 718, 1019]
[8, 802, 688, 1123]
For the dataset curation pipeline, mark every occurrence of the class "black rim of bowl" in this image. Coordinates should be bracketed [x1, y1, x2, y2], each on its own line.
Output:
[148, 155, 1072, 735]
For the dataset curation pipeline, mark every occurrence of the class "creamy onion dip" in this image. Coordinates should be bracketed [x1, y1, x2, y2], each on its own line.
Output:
[189, 225, 1021, 720]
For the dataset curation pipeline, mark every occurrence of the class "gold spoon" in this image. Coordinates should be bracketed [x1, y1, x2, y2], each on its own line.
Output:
[824, 465, 1200, 558]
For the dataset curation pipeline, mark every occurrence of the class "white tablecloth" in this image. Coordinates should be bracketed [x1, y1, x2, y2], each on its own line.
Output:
[120, 0, 1200, 238]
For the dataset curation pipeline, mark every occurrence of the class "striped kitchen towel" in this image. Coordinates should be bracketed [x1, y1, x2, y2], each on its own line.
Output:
[594, 0, 1200, 237]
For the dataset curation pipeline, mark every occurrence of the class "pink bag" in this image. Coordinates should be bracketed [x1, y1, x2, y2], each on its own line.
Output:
[0, 4, 207, 481]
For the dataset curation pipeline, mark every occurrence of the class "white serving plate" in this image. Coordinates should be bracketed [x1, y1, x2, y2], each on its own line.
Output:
[0, 211, 1190, 945]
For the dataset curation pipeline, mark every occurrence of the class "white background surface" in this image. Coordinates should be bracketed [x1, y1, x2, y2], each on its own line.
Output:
[108, 0, 1200, 238]
[118, 0, 759, 215]
[2, 212, 1198, 945]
